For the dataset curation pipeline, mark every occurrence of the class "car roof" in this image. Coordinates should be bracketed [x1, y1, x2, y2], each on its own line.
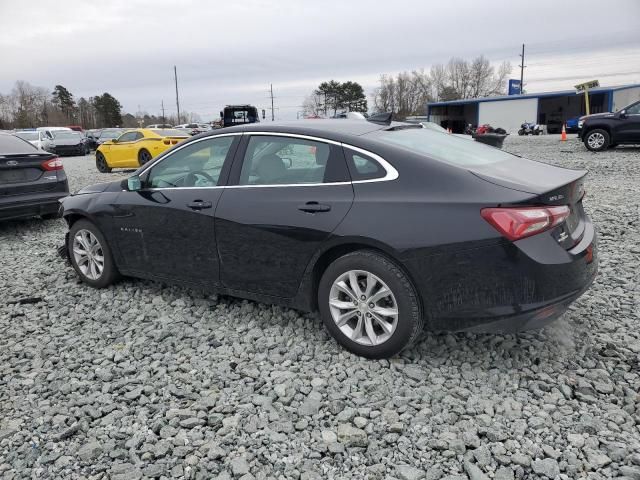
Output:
[208, 119, 392, 142]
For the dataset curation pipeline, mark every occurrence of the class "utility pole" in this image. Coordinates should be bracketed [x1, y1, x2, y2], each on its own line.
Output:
[519, 44, 526, 95]
[270, 84, 275, 121]
[174, 66, 181, 124]
[161, 100, 166, 125]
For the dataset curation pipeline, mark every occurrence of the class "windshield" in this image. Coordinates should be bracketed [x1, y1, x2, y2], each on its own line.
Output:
[99, 129, 122, 139]
[373, 128, 515, 166]
[15, 132, 39, 141]
[152, 129, 189, 137]
[52, 131, 81, 139]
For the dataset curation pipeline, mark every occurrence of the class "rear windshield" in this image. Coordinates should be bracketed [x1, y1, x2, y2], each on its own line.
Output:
[152, 129, 189, 137]
[15, 132, 39, 141]
[373, 128, 515, 166]
[0, 134, 38, 154]
[99, 129, 122, 139]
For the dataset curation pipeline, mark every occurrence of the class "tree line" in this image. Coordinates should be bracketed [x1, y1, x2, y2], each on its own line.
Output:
[304, 55, 511, 120]
[0, 81, 202, 130]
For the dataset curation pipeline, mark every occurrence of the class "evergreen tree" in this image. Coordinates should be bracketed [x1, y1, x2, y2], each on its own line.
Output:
[93, 93, 122, 127]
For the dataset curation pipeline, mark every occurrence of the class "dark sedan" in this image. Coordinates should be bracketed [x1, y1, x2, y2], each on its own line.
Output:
[58, 120, 597, 358]
[49, 130, 89, 156]
[0, 133, 69, 221]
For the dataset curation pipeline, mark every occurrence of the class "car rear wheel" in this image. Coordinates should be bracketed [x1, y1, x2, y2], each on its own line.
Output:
[584, 129, 610, 152]
[138, 149, 152, 166]
[95, 151, 111, 173]
[318, 250, 423, 358]
[68, 219, 120, 288]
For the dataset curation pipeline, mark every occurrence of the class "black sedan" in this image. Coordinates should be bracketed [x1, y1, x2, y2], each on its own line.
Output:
[58, 119, 597, 358]
[0, 133, 69, 221]
[49, 130, 90, 156]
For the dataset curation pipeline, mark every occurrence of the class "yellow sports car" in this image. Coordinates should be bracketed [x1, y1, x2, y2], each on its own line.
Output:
[95, 128, 189, 172]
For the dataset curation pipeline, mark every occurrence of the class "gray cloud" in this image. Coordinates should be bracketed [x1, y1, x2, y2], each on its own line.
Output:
[1, 0, 638, 120]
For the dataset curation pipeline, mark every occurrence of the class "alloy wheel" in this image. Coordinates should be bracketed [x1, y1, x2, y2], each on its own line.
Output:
[329, 270, 398, 346]
[587, 132, 605, 149]
[72, 229, 105, 280]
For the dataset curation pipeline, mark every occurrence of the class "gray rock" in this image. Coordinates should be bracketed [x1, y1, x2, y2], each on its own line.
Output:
[531, 458, 560, 478]
[337, 424, 368, 447]
[464, 461, 489, 480]
[396, 465, 426, 480]
[230, 456, 250, 477]
[494, 467, 515, 480]
[77, 441, 102, 462]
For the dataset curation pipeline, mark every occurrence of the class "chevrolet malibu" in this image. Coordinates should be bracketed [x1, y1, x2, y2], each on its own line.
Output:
[59, 119, 597, 358]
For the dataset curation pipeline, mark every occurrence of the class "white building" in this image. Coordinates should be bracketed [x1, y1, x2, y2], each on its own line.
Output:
[426, 83, 640, 134]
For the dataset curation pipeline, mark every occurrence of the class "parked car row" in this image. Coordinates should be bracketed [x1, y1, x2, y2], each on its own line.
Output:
[579, 100, 640, 151]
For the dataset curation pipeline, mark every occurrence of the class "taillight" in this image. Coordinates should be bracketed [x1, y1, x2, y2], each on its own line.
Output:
[41, 157, 63, 171]
[481, 205, 570, 241]
[163, 140, 170, 145]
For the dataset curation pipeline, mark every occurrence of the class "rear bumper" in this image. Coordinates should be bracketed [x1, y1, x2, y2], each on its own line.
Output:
[0, 190, 69, 221]
[405, 219, 598, 332]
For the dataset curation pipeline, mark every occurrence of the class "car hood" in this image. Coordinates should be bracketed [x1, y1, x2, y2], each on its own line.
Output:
[579, 112, 613, 121]
[53, 138, 84, 145]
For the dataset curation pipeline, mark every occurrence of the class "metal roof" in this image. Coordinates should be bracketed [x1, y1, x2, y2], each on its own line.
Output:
[427, 83, 640, 107]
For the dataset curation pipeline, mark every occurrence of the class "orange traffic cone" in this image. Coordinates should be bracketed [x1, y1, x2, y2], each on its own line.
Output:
[560, 124, 567, 141]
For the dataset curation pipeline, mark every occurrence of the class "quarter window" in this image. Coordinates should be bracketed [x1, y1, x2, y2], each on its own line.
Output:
[147, 136, 235, 188]
[344, 148, 386, 181]
[239, 136, 342, 185]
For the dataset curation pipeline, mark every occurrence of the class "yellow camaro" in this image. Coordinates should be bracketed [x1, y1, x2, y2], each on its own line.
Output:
[95, 128, 189, 172]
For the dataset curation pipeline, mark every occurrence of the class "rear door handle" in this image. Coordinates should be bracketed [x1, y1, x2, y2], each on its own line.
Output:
[297, 201, 331, 213]
[187, 200, 212, 210]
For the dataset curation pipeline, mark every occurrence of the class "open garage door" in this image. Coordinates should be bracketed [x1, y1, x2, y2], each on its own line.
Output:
[478, 98, 537, 134]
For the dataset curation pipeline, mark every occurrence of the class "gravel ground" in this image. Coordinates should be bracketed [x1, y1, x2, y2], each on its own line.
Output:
[1, 135, 639, 480]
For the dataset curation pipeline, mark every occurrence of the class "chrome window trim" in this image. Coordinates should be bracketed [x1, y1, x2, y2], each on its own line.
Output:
[131, 131, 399, 191]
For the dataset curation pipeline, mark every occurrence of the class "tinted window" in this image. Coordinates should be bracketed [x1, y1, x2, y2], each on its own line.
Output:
[147, 136, 235, 188]
[374, 128, 516, 166]
[239, 136, 335, 185]
[344, 148, 385, 181]
[117, 132, 138, 142]
[0, 134, 38, 154]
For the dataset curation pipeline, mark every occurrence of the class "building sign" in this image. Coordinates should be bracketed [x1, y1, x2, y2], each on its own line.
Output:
[574, 80, 600, 91]
[508, 79, 521, 95]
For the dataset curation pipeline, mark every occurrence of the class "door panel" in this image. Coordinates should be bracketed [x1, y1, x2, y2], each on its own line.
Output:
[112, 188, 222, 285]
[215, 185, 353, 297]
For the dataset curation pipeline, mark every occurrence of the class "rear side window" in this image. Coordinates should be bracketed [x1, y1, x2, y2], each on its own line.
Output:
[374, 128, 516, 166]
[0, 134, 38, 154]
[117, 132, 138, 142]
[343, 148, 385, 181]
[239, 135, 347, 185]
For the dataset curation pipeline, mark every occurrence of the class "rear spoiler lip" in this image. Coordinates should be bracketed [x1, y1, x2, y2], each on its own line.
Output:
[470, 168, 587, 197]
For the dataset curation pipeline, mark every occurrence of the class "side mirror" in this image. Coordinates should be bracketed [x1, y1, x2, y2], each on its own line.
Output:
[125, 175, 142, 191]
[219, 111, 224, 118]
[619, 109, 627, 118]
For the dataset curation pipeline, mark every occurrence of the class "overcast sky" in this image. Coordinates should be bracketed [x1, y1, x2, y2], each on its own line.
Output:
[1, 0, 639, 121]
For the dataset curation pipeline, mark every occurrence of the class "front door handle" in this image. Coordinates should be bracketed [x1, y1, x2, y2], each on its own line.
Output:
[298, 201, 331, 213]
[187, 200, 212, 210]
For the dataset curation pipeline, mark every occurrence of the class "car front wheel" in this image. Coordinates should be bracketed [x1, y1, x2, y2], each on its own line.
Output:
[95, 151, 112, 173]
[318, 250, 423, 358]
[584, 129, 610, 152]
[68, 219, 120, 288]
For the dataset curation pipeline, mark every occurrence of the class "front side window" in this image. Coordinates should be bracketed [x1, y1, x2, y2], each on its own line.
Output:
[239, 136, 338, 185]
[117, 131, 138, 142]
[147, 136, 235, 188]
[626, 102, 640, 115]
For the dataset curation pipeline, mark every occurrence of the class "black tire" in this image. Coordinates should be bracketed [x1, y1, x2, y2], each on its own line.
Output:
[68, 219, 120, 288]
[138, 149, 152, 166]
[318, 250, 423, 359]
[583, 129, 610, 152]
[95, 151, 112, 173]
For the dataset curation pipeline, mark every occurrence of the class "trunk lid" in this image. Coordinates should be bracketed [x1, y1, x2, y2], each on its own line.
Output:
[470, 159, 587, 249]
[0, 152, 61, 196]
